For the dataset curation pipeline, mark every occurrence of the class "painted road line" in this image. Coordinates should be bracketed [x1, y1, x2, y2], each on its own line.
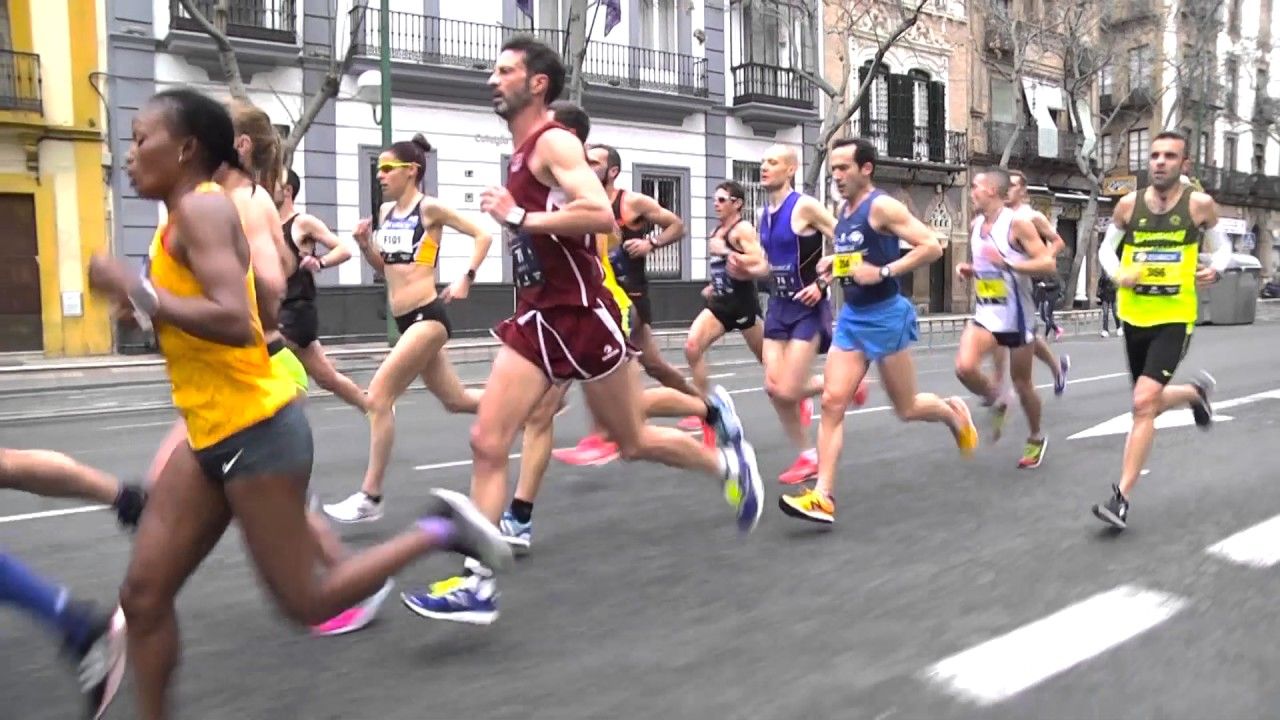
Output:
[0, 505, 106, 525]
[705, 372, 736, 379]
[1070, 386, 1280, 440]
[415, 453, 520, 471]
[924, 585, 1186, 705]
[100, 420, 176, 431]
[1206, 513, 1280, 568]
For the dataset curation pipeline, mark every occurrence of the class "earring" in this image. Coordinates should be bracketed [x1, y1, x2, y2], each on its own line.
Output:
[177, 151, 185, 164]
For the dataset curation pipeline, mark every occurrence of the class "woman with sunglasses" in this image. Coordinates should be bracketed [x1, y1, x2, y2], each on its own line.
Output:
[323, 134, 492, 524]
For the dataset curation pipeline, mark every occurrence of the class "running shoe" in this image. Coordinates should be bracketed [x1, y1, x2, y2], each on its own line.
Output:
[1190, 370, 1216, 429]
[799, 397, 814, 428]
[322, 491, 384, 524]
[853, 378, 870, 407]
[947, 396, 979, 458]
[1017, 436, 1048, 469]
[499, 510, 532, 555]
[1053, 326, 1064, 341]
[778, 452, 818, 485]
[1055, 354, 1071, 396]
[420, 488, 513, 572]
[706, 384, 743, 445]
[311, 579, 395, 637]
[987, 395, 1010, 444]
[1092, 484, 1130, 530]
[552, 434, 620, 466]
[401, 574, 499, 625]
[77, 606, 127, 720]
[720, 442, 763, 534]
[778, 487, 835, 524]
[677, 415, 703, 431]
[1100, 330, 1110, 338]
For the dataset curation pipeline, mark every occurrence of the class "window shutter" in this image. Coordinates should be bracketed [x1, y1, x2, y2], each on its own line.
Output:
[887, 73, 914, 158]
[927, 81, 946, 162]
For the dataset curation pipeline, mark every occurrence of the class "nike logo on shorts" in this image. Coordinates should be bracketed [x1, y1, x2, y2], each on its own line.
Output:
[222, 448, 244, 475]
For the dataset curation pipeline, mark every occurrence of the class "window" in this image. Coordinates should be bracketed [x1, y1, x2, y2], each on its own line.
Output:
[1127, 46, 1153, 93]
[732, 161, 767, 228]
[638, 170, 683, 279]
[1224, 135, 1238, 171]
[1226, 56, 1239, 112]
[1100, 134, 1116, 169]
[1254, 142, 1265, 174]
[1127, 128, 1150, 170]
[990, 76, 1016, 123]
[1100, 65, 1114, 96]
[1199, 131, 1210, 166]
[639, 0, 678, 54]
[0, 0, 11, 51]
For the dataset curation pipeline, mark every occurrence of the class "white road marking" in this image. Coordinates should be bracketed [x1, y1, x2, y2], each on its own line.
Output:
[923, 585, 1186, 705]
[415, 453, 520, 471]
[0, 505, 106, 524]
[1069, 387, 1280, 440]
[1206, 514, 1280, 568]
[705, 372, 735, 379]
[100, 420, 175, 430]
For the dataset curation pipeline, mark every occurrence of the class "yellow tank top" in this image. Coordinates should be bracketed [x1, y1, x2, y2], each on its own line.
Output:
[1118, 187, 1202, 327]
[149, 182, 297, 449]
[597, 231, 632, 317]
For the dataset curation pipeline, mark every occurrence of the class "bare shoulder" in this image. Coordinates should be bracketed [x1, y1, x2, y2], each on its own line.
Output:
[533, 126, 583, 162]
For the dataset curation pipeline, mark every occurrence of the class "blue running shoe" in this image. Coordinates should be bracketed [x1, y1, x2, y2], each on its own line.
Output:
[721, 442, 763, 534]
[1055, 353, 1071, 396]
[499, 511, 532, 555]
[707, 385, 743, 445]
[401, 575, 499, 625]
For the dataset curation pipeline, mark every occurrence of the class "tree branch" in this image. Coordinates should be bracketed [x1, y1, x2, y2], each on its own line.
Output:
[177, 0, 249, 101]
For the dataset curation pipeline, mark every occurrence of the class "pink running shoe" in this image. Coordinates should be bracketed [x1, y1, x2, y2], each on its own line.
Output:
[552, 434, 620, 466]
[312, 579, 395, 637]
[778, 452, 819, 485]
[677, 415, 703, 431]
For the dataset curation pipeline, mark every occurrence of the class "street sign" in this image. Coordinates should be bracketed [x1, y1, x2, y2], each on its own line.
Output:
[1217, 217, 1248, 235]
[1102, 175, 1137, 196]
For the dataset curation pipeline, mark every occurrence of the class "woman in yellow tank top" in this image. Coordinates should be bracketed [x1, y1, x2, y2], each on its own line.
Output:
[87, 87, 510, 720]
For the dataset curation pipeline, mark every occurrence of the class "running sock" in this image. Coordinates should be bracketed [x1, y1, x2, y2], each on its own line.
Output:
[703, 399, 721, 427]
[416, 517, 455, 546]
[0, 554, 96, 652]
[364, 493, 383, 504]
[509, 499, 533, 524]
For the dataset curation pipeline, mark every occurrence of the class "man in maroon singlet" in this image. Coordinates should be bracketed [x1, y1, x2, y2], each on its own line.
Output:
[399, 36, 762, 626]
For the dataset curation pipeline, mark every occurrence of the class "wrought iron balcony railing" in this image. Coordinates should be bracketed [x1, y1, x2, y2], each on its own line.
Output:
[0, 50, 41, 113]
[851, 118, 967, 167]
[731, 63, 815, 109]
[169, 0, 296, 43]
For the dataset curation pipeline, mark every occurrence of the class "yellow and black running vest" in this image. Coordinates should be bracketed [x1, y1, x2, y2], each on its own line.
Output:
[1118, 188, 1203, 327]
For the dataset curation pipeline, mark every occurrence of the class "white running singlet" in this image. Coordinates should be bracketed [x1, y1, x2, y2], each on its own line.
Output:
[970, 207, 1036, 338]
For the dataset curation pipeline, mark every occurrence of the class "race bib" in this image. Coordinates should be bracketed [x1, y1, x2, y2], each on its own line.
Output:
[832, 251, 863, 284]
[377, 228, 415, 261]
[770, 264, 802, 295]
[609, 247, 630, 284]
[975, 272, 1008, 304]
[511, 231, 544, 289]
[709, 256, 731, 296]
[1131, 249, 1185, 296]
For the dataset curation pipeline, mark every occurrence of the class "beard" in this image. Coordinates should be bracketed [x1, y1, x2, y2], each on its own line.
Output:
[1151, 169, 1180, 192]
[494, 82, 535, 120]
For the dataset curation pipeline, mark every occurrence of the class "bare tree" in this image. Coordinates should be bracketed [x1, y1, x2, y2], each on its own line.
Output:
[790, 0, 929, 195]
[176, 0, 366, 169]
[978, 0, 1063, 168]
[565, 0, 591, 104]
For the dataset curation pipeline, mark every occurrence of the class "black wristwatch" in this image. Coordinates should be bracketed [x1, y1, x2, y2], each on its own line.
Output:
[816, 277, 830, 291]
[466, 268, 477, 281]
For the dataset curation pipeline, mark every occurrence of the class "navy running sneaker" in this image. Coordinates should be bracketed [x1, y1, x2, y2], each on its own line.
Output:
[499, 510, 532, 555]
[1055, 354, 1071, 396]
[721, 442, 763, 534]
[401, 575, 499, 625]
[1092, 484, 1130, 530]
[706, 385, 743, 445]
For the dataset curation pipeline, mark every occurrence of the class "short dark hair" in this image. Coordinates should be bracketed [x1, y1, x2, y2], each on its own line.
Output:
[1152, 130, 1189, 158]
[501, 35, 565, 103]
[832, 137, 877, 171]
[715, 180, 746, 201]
[387, 133, 433, 182]
[148, 87, 243, 178]
[1009, 169, 1027, 186]
[588, 143, 621, 172]
[286, 168, 300, 199]
[981, 167, 1012, 197]
[550, 100, 590, 142]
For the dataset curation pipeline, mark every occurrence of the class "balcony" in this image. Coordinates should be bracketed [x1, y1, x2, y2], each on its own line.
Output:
[1120, 84, 1155, 109]
[348, 9, 710, 124]
[163, 0, 298, 73]
[1103, 0, 1158, 27]
[1183, 80, 1224, 110]
[979, 121, 1083, 165]
[851, 118, 968, 175]
[1209, 170, 1280, 210]
[0, 50, 41, 114]
[730, 64, 817, 133]
[1254, 95, 1280, 124]
[1099, 92, 1115, 117]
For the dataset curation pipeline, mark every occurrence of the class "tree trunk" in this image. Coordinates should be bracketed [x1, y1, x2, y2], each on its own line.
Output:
[804, 98, 848, 197]
[1065, 189, 1100, 310]
[566, 0, 589, 104]
[178, 0, 249, 101]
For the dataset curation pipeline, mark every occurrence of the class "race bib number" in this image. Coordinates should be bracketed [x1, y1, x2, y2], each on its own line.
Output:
[975, 272, 1008, 304]
[832, 251, 863, 284]
[709, 256, 731, 296]
[377, 228, 415, 261]
[511, 231, 544, 289]
[1130, 249, 1185, 296]
[770, 264, 802, 295]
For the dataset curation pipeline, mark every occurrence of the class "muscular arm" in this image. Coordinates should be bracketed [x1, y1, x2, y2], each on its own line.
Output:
[873, 196, 943, 275]
[424, 199, 493, 275]
[794, 195, 838, 240]
[297, 214, 352, 268]
[1030, 211, 1066, 257]
[726, 220, 768, 280]
[1192, 192, 1231, 273]
[154, 194, 255, 346]
[1005, 216, 1057, 276]
[629, 194, 684, 249]
[527, 129, 614, 236]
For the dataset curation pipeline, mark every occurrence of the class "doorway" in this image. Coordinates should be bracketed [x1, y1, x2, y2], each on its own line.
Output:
[0, 193, 41, 351]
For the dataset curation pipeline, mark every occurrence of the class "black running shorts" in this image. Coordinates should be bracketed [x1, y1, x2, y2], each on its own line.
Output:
[1122, 321, 1192, 385]
[280, 299, 319, 348]
[394, 297, 453, 338]
[193, 401, 314, 484]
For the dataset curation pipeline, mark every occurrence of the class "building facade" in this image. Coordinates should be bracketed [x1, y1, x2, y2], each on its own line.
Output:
[0, 0, 111, 355]
[105, 0, 823, 344]
[833, 0, 972, 313]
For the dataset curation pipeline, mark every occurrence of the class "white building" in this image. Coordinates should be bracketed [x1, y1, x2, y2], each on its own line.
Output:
[106, 0, 824, 340]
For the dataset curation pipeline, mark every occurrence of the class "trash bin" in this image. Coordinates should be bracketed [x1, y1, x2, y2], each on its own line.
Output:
[1196, 253, 1261, 325]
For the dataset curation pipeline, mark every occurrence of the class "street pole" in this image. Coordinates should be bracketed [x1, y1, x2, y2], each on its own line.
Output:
[379, 0, 399, 346]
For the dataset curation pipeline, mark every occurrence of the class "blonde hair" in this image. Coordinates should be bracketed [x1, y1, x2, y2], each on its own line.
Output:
[229, 100, 283, 195]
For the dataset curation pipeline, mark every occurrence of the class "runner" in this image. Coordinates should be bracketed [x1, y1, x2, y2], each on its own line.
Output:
[1091, 131, 1225, 530]
[778, 139, 978, 523]
[750, 143, 832, 484]
[400, 37, 759, 623]
[953, 168, 1058, 469]
[0, 448, 146, 528]
[986, 170, 1071, 401]
[275, 168, 368, 412]
[0, 552, 126, 719]
[322, 133, 491, 524]
[87, 87, 511, 719]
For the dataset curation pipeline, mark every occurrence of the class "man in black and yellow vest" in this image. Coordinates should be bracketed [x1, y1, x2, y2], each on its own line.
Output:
[1091, 130, 1232, 530]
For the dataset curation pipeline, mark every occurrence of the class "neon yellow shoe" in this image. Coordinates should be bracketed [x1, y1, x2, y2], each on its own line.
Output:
[777, 487, 835, 524]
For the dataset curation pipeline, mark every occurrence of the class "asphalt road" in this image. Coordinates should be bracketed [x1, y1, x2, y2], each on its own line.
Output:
[3, 322, 1280, 719]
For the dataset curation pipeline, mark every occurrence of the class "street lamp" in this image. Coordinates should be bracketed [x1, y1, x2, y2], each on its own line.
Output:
[354, 0, 399, 346]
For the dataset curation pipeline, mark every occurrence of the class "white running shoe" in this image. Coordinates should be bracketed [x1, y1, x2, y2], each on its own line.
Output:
[322, 492, 384, 524]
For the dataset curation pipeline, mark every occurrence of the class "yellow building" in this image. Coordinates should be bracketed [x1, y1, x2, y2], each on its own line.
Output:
[0, 0, 110, 355]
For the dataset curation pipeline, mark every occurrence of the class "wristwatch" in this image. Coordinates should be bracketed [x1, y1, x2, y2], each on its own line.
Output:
[504, 206, 527, 230]
[466, 268, 477, 281]
[880, 265, 893, 280]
